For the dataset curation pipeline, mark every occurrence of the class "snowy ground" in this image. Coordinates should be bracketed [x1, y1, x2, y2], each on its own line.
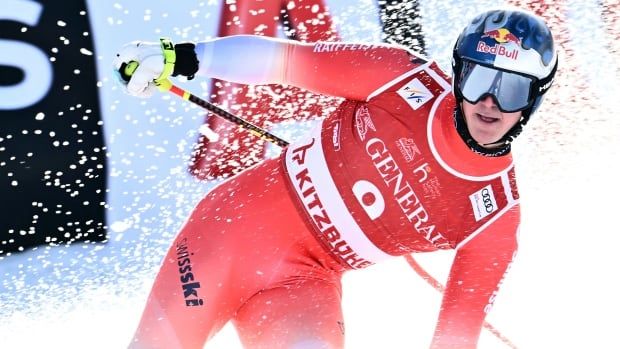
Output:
[2, 1, 619, 348]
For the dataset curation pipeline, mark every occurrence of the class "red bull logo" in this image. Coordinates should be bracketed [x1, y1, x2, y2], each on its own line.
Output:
[477, 28, 520, 60]
[481, 28, 521, 44]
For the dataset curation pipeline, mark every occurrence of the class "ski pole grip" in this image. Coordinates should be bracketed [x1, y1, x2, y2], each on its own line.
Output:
[118, 60, 139, 82]
[117, 59, 173, 91]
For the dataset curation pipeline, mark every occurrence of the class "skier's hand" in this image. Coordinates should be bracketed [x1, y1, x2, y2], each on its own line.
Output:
[113, 40, 171, 98]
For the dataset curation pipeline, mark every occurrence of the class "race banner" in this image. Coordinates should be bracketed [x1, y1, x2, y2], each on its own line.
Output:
[377, 0, 426, 55]
[0, 0, 106, 255]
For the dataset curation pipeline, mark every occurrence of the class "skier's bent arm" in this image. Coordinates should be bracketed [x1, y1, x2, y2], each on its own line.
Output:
[195, 35, 420, 100]
[432, 208, 519, 348]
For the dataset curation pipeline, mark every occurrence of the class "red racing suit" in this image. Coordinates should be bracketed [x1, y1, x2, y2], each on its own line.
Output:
[130, 36, 520, 349]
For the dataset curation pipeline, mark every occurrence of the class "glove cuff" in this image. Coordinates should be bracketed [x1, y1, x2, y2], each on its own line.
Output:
[173, 43, 199, 80]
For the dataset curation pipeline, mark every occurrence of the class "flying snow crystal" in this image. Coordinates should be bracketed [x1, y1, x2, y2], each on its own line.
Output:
[57, 20, 66, 27]
[255, 24, 268, 32]
[144, 9, 152, 21]
[199, 124, 220, 142]
[35, 112, 45, 121]
[80, 48, 93, 56]
[110, 220, 132, 233]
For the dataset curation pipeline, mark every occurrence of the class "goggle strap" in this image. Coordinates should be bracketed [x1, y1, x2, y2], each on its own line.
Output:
[532, 58, 558, 96]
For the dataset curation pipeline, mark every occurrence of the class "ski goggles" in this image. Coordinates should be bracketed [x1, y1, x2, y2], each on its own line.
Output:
[457, 60, 535, 113]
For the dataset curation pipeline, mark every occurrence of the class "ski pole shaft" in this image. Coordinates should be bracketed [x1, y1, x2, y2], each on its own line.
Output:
[404, 255, 519, 349]
[165, 83, 290, 148]
[118, 60, 289, 148]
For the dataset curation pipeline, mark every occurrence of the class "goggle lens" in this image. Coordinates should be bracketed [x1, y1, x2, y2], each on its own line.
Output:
[458, 61, 534, 112]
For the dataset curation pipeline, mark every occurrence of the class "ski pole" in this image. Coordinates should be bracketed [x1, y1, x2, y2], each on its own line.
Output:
[404, 255, 519, 349]
[118, 60, 289, 148]
[158, 79, 290, 148]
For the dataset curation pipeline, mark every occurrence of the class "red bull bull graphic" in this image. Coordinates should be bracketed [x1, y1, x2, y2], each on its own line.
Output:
[477, 28, 520, 59]
[481, 28, 521, 44]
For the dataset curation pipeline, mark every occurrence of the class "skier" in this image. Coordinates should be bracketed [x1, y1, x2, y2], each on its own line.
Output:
[114, 8, 557, 349]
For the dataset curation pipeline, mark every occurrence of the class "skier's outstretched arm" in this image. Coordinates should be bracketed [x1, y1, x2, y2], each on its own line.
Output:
[114, 35, 423, 101]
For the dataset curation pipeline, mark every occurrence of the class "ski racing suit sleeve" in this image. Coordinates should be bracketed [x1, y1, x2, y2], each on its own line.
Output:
[194, 35, 419, 101]
[431, 206, 520, 349]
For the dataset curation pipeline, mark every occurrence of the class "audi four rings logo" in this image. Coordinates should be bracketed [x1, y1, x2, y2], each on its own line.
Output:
[481, 188, 494, 213]
[469, 185, 498, 221]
